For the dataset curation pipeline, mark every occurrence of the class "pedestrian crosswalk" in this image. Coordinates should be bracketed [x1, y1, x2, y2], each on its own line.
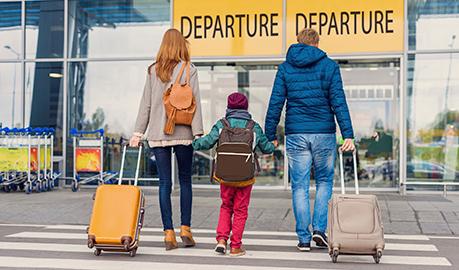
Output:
[0, 224, 453, 269]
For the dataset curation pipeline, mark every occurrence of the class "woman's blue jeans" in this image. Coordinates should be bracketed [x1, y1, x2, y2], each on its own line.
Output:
[286, 134, 336, 244]
[152, 144, 193, 230]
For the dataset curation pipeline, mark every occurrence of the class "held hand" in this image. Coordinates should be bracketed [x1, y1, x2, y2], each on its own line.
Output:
[339, 139, 355, 152]
[272, 140, 279, 148]
[129, 136, 141, 147]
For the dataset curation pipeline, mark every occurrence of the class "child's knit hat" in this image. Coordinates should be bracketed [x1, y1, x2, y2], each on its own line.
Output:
[227, 92, 248, 110]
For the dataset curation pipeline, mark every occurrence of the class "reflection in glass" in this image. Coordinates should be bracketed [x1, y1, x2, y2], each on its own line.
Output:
[69, 0, 170, 58]
[68, 61, 150, 137]
[193, 65, 285, 186]
[192, 66, 240, 184]
[0, 2, 21, 60]
[339, 65, 400, 188]
[247, 67, 285, 186]
[0, 63, 22, 128]
[407, 53, 459, 182]
[67, 61, 158, 181]
[26, 0, 64, 58]
[25, 62, 64, 154]
[408, 0, 459, 51]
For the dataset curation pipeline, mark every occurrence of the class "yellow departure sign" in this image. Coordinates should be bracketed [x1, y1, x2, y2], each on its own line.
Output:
[172, 0, 404, 57]
[286, 0, 404, 54]
[172, 0, 283, 57]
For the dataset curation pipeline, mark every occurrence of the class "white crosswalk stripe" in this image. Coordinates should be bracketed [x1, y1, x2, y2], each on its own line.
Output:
[0, 256, 330, 270]
[0, 224, 453, 269]
[6, 231, 439, 251]
[42, 224, 432, 240]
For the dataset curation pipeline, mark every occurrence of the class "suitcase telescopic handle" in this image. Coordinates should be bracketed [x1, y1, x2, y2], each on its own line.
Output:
[338, 149, 359, 195]
[119, 141, 144, 186]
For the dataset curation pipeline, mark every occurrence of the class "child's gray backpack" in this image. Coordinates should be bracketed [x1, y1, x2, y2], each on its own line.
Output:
[213, 118, 258, 182]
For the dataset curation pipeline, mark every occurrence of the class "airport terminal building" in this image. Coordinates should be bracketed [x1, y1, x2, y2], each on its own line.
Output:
[0, 0, 458, 192]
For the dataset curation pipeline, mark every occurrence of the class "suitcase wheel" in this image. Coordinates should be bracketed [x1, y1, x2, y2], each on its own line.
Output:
[71, 181, 79, 192]
[94, 249, 101, 256]
[373, 249, 382, 264]
[123, 239, 131, 251]
[129, 248, 137, 257]
[331, 248, 339, 263]
[87, 238, 95, 249]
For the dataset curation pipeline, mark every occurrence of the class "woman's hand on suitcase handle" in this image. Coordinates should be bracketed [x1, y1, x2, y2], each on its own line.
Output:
[339, 139, 355, 152]
[129, 135, 141, 147]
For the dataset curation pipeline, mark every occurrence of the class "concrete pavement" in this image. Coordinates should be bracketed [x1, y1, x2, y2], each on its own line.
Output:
[0, 189, 458, 235]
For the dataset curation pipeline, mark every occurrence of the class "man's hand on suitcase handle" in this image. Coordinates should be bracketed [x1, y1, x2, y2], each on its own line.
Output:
[339, 139, 355, 152]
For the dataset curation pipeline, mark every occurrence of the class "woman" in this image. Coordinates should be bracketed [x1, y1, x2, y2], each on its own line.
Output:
[130, 28, 203, 250]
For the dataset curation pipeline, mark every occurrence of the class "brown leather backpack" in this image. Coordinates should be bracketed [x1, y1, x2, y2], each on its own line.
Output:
[213, 118, 260, 184]
[163, 62, 196, 135]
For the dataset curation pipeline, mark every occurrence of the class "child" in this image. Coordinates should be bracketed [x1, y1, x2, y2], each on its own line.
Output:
[192, 92, 275, 257]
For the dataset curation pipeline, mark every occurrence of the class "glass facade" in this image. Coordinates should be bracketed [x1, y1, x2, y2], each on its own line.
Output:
[192, 65, 286, 186]
[0, 0, 457, 190]
[0, 62, 22, 128]
[0, 2, 21, 60]
[407, 0, 459, 188]
[407, 53, 459, 184]
[339, 62, 400, 188]
[68, 0, 169, 58]
[26, 0, 64, 58]
[408, 0, 459, 51]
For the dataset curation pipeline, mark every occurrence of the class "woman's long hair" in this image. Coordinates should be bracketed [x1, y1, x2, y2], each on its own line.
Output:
[152, 28, 190, 83]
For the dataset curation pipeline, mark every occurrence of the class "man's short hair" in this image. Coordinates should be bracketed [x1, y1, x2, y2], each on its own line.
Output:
[297, 28, 320, 45]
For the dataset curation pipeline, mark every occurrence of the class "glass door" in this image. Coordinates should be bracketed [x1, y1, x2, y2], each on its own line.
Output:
[192, 64, 285, 187]
[336, 60, 400, 188]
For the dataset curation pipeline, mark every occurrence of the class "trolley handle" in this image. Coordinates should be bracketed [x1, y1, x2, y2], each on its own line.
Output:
[70, 128, 104, 137]
[338, 148, 359, 195]
[119, 141, 144, 186]
[1, 127, 55, 135]
[2, 128, 22, 135]
[1, 127, 10, 134]
[34, 127, 46, 135]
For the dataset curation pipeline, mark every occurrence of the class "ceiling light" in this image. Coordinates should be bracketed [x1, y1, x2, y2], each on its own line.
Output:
[49, 72, 63, 78]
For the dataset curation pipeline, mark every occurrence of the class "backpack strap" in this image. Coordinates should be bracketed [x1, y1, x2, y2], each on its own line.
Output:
[221, 118, 231, 128]
[254, 152, 261, 173]
[185, 62, 190, 84]
[174, 62, 187, 84]
[245, 120, 255, 130]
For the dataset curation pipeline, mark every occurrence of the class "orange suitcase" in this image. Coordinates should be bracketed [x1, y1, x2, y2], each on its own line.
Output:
[87, 143, 145, 257]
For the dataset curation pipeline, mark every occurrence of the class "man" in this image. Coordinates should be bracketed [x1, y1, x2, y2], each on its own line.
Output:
[265, 28, 355, 251]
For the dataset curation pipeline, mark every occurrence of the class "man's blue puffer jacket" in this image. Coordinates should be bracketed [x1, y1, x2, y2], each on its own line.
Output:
[265, 43, 354, 141]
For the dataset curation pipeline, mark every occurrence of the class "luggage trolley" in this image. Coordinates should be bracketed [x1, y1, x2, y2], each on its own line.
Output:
[36, 127, 61, 191]
[0, 127, 59, 193]
[25, 127, 48, 193]
[70, 129, 117, 192]
[0, 128, 30, 192]
[29, 127, 54, 193]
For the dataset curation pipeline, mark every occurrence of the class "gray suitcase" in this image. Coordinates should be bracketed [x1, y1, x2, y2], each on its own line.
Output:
[328, 150, 385, 263]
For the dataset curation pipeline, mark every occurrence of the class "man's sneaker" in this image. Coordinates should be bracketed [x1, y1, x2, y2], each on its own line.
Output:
[297, 242, 311, 252]
[229, 247, 246, 257]
[312, 231, 329, 248]
[214, 239, 227, 255]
